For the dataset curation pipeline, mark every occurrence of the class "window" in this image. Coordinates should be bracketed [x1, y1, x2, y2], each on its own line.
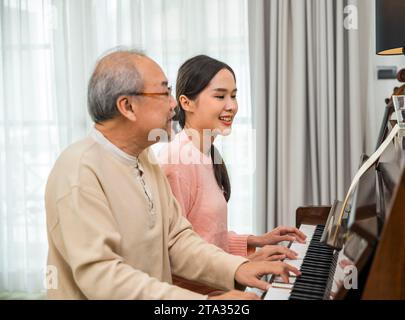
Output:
[0, 0, 253, 294]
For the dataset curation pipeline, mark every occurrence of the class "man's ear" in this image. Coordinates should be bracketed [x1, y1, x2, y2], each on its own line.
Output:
[116, 95, 137, 121]
[179, 95, 195, 113]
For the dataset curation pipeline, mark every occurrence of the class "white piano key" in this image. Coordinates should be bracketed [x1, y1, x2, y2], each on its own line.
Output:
[284, 258, 303, 270]
[244, 275, 266, 297]
[257, 224, 318, 298]
[299, 224, 316, 232]
[264, 287, 291, 300]
[273, 276, 296, 284]
[271, 282, 294, 290]
[278, 241, 291, 248]
[299, 224, 316, 239]
[289, 242, 309, 259]
[245, 286, 264, 298]
[265, 224, 323, 298]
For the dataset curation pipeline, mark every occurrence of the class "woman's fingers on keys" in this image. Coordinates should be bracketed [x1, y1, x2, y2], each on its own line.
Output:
[279, 226, 307, 243]
[266, 254, 286, 261]
[288, 228, 307, 242]
[264, 245, 297, 258]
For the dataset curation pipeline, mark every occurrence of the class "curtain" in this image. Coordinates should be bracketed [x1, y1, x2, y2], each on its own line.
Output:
[248, 0, 374, 232]
[0, 0, 253, 294]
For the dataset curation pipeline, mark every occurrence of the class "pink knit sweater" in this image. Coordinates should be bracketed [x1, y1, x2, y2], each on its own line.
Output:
[158, 130, 250, 257]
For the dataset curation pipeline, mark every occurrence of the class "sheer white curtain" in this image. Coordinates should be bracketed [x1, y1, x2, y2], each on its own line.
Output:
[0, 0, 253, 294]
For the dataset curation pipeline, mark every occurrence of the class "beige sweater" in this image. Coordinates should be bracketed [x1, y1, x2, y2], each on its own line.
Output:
[45, 130, 247, 300]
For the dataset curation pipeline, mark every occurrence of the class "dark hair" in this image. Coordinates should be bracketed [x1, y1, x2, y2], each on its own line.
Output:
[175, 55, 235, 202]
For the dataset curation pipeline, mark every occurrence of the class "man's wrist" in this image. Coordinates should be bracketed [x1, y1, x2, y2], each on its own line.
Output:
[234, 260, 249, 290]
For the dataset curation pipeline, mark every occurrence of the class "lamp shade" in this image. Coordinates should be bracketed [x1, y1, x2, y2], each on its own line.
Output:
[376, 0, 405, 55]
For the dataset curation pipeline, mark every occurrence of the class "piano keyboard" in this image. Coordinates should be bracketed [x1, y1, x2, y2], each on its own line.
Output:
[264, 224, 338, 300]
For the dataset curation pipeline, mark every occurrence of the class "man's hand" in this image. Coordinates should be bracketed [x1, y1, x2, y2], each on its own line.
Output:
[208, 290, 260, 300]
[247, 226, 307, 247]
[248, 245, 298, 262]
[234, 261, 301, 291]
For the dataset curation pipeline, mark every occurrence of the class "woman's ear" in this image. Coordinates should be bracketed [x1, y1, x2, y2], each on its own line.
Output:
[179, 95, 195, 113]
[116, 95, 137, 122]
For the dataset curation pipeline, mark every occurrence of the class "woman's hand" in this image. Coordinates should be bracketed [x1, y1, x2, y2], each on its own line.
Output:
[248, 245, 298, 262]
[247, 226, 307, 247]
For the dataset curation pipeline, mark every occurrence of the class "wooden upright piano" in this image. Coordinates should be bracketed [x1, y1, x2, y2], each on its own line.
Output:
[263, 79, 405, 300]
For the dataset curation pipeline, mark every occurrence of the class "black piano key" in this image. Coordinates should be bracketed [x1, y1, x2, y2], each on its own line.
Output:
[301, 259, 333, 269]
[296, 275, 329, 284]
[287, 224, 337, 300]
[303, 255, 334, 262]
[289, 296, 313, 301]
[299, 270, 329, 278]
[303, 258, 333, 265]
[290, 293, 323, 300]
[304, 255, 333, 262]
[298, 272, 328, 280]
[293, 282, 327, 293]
[306, 246, 332, 252]
[300, 264, 331, 272]
[304, 252, 333, 260]
[301, 263, 331, 271]
[294, 278, 327, 287]
[306, 249, 334, 256]
[306, 246, 333, 252]
[307, 244, 333, 251]
[296, 275, 329, 283]
[306, 248, 332, 255]
[289, 286, 325, 298]
[290, 292, 323, 300]
[289, 292, 320, 300]
[302, 259, 333, 267]
[307, 243, 333, 250]
[299, 269, 330, 277]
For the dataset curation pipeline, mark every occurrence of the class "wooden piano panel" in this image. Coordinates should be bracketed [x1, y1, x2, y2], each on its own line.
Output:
[363, 166, 405, 300]
[295, 166, 405, 300]
[296, 206, 331, 228]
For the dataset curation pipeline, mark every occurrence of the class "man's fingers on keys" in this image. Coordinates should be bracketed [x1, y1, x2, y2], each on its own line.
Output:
[276, 263, 300, 283]
[250, 278, 271, 292]
[244, 292, 261, 300]
[280, 272, 290, 284]
[284, 262, 301, 277]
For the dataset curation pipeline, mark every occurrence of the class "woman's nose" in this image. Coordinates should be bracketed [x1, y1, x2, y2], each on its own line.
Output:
[225, 100, 238, 112]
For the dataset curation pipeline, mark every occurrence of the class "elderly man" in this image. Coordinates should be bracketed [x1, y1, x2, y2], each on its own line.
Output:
[45, 49, 300, 300]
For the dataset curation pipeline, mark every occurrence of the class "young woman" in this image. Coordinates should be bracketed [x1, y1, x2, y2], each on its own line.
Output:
[158, 55, 306, 294]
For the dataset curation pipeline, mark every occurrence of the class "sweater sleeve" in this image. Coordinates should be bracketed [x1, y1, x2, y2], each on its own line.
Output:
[163, 177, 248, 291]
[227, 231, 250, 256]
[51, 186, 207, 300]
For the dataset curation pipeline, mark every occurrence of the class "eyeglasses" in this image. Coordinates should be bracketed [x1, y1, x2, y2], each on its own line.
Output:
[128, 86, 172, 98]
